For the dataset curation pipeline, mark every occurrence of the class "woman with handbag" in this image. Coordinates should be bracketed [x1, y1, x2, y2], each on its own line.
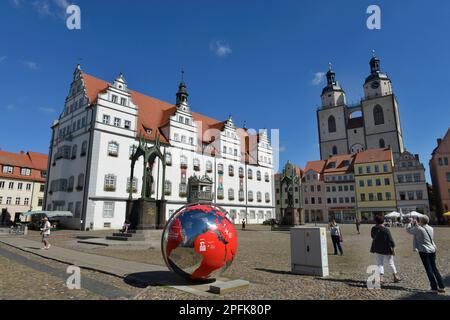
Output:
[371, 215, 401, 284]
[406, 215, 446, 294]
[329, 220, 344, 256]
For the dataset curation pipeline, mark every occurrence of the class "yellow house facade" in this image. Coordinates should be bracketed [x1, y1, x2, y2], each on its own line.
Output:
[354, 148, 397, 221]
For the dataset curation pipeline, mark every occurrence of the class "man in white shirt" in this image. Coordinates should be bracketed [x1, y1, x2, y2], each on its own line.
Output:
[40, 217, 51, 250]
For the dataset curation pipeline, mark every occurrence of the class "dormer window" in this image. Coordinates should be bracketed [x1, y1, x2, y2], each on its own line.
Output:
[3, 166, 14, 173]
[112, 95, 118, 103]
[20, 168, 31, 176]
[185, 118, 190, 125]
[120, 98, 127, 106]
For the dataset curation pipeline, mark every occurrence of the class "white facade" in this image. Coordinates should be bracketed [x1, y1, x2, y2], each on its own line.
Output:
[45, 66, 275, 230]
[394, 151, 430, 215]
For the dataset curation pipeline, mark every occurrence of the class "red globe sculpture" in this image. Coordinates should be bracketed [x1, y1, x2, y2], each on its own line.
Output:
[161, 204, 238, 281]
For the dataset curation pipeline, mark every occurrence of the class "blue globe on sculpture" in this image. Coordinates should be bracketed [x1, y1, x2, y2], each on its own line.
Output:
[161, 204, 238, 282]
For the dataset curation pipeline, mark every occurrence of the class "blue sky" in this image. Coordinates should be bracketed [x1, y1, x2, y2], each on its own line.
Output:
[1, 0, 449, 182]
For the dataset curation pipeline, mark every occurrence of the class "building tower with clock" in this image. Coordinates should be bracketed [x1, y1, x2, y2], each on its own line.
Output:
[317, 53, 405, 162]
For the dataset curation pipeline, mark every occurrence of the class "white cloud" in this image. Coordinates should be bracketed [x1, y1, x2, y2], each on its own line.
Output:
[32, 0, 52, 16]
[311, 72, 325, 85]
[39, 107, 56, 113]
[21, 60, 39, 70]
[10, 0, 23, 8]
[209, 40, 232, 58]
[0, 56, 7, 64]
[5, 104, 16, 111]
[31, 0, 71, 19]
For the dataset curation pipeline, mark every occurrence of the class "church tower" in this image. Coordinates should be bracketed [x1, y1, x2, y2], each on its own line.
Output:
[361, 53, 404, 160]
[317, 64, 349, 159]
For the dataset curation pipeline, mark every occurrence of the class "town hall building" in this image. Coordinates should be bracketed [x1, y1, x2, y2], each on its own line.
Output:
[44, 65, 275, 230]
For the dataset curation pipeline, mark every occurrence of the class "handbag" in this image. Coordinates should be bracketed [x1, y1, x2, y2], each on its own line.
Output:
[390, 247, 396, 256]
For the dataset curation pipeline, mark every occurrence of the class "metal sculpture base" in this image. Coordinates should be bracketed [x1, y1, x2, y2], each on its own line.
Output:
[126, 198, 166, 231]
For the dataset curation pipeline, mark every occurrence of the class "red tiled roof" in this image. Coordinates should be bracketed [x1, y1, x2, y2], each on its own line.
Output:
[354, 148, 392, 164]
[324, 154, 355, 174]
[304, 160, 326, 173]
[81, 72, 254, 158]
[0, 150, 47, 183]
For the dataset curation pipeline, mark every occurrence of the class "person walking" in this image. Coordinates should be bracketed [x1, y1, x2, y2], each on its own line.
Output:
[241, 219, 246, 230]
[355, 217, 361, 235]
[329, 220, 344, 256]
[370, 215, 401, 284]
[406, 215, 446, 294]
[40, 217, 51, 250]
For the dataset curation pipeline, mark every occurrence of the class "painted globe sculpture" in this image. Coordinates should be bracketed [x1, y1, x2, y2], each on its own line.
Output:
[161, 204, 238, 282]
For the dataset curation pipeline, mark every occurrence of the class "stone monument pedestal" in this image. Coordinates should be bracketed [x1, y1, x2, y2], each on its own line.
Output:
[126, 198, 166, 230]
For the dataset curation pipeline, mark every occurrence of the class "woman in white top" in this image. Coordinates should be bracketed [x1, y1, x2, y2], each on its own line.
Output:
[406, 215, 445, 294]
[40, 217, 51, 250]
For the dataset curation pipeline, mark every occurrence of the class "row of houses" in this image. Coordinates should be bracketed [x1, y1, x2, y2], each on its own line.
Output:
[275, 148, 430, 224]
[0, 150, 47, 223]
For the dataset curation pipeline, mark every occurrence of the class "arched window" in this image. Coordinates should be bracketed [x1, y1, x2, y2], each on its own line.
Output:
[332, 146, 338, 155]
[228, 188, 234, 200]
[77, 174, 84, 190]
[217, 163, 224, 173]
[107, 141, 119, 157]
[257, 170, 261, 181]
[206, 161, 213, 173]
[180, 155, 187, 168]
[328, 115, 336, 133]
[239, 167, 244, 178]
[127, 177, 138, 193]
[165, 152, 172, 166]
[81, 141, 87, 156]
[193, 158, 200, 171]
[228, 165, 234, 176]
[265, 192, 270, 203]
[164, 180, 172, 195]
[248, 169, 253, 179]
[373, 105, 384, 125]
[71, 145, 77, 159]
[265, 172, 270, 182]
[248, 191, 254, 201]
[379, 139, 386, 148]
[68, 176, 75, 191]
[257, 192, 262, 202]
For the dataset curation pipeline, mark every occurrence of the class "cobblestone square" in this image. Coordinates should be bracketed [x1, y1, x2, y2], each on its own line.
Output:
[1, 223, 449, 300]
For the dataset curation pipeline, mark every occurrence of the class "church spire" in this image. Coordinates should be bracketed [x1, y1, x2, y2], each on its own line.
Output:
[370, 50, 381, 74]
[176, 69, 189, 111]
[326, 62, 336, 86]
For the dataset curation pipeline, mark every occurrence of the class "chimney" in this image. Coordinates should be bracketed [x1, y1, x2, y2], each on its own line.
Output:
[437, 138, 442, 146]
[415, 154, 420, 161]
[20, 150, 24, 154]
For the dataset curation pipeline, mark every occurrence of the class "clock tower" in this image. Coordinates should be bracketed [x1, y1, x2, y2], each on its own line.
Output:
[363, 51, 393, 99]
[361, 53, 404, 160]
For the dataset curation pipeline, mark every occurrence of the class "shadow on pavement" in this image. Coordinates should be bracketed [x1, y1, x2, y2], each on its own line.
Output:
[254, 268, 293, 275]
[124, 271, 214, 288]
